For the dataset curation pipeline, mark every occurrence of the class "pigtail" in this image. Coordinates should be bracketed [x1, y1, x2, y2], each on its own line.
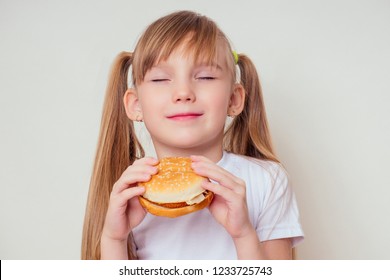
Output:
[224, 54, 279, 162]
[81, 52, 143, 260]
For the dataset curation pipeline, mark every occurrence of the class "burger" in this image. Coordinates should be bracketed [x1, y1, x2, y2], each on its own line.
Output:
[138, 157, 214, 218]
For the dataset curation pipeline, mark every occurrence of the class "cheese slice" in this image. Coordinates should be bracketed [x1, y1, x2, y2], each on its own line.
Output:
[186, 193, 205, 205]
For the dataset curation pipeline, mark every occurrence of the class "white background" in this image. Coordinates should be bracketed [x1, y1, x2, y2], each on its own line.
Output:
[0, 0, 389, 259]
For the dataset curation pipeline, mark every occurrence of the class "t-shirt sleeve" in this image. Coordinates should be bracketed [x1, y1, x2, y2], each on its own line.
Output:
[255, 164, 304, 247]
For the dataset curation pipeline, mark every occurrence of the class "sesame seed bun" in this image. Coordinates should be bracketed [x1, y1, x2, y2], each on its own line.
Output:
[138, 157, 213, 218]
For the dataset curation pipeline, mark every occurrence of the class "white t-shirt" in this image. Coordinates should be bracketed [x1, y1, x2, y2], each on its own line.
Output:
[132, 151, 304, 259]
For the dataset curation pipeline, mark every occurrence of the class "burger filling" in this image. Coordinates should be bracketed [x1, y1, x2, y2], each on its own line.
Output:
[143, 191, 210, 209]
[185, 193, 206, 205]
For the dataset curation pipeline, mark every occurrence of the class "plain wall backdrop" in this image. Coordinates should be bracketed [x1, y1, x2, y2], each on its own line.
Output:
[1, 0, 389, 259]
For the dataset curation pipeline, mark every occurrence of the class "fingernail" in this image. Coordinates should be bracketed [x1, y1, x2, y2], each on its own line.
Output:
[191, 162, 200, 170]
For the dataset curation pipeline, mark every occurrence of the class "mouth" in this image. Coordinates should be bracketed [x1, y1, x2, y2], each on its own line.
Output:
[167, 112, 203, 121]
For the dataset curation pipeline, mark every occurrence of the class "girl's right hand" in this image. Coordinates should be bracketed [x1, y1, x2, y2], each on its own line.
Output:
[102, 157, 158, 242]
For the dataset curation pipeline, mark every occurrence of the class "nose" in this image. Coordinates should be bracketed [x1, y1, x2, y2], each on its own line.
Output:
[172, 81, 196, 103]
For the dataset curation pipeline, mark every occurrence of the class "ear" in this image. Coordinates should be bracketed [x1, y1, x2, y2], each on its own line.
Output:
[227, 83, 245, 116]
[123, 88, 143, 121]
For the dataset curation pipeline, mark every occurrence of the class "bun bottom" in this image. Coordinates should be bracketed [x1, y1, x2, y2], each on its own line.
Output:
[139, 192, 214, 218]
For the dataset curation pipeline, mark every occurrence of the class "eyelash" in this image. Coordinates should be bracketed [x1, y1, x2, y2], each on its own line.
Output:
[151, 77, 215, 82]
[197, 76, 215, 80]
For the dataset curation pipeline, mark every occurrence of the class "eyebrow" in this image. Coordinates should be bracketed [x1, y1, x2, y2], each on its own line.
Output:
[149, 61, 223, 72]
[195, 62, 223, 71]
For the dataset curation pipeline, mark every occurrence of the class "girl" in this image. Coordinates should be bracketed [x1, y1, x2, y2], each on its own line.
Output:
[82, 10, 303, 260]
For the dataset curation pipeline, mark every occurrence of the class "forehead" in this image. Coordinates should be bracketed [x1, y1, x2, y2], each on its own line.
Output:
[154, 38, 229, 67]
[132, 26, 234, 85]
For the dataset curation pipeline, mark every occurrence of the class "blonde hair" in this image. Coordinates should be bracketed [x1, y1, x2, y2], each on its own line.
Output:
[81, 10, 278, 260]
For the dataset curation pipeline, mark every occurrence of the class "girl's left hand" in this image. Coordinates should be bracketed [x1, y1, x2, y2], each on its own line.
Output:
[191, 155, 254, 239]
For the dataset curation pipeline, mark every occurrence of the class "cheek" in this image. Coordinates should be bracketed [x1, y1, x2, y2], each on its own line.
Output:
[138, 91, 163, 114]
[207, 86, 232, 110]
[203, 95, 231, 123]
[140, 103, 161, 125]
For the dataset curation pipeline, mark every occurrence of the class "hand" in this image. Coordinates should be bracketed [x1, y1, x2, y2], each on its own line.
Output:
[102, 157, 158, 242]
[190, 155, 254, 239]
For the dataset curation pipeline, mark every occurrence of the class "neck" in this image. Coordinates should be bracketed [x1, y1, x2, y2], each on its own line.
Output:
[153, 143, 224, 163]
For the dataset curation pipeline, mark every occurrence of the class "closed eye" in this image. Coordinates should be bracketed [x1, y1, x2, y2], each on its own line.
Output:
[197, 76, 216, 80]
[151, 78, 170, 82]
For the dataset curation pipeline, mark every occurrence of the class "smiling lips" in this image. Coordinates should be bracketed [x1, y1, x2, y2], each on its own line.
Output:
[167, 112, 203, 121]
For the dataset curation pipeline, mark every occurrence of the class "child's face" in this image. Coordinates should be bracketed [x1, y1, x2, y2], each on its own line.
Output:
[131, 43, 243, 158]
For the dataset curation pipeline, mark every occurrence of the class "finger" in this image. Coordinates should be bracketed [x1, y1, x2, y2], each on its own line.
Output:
[123, 160, 159, 179]
[128, 192, 146, 212]
[112, 186, 145, 206]
[113, 168, 156, 194]
[201, 181, 241, 204]
[191, 155, 238, 182]
[132, 157, 159, 166]
[190, 155, 224, 175]
[202, 181, 249, 224]
[190, 154, 213, 163]
[122, 186, 145, 200]
[191, 160, 244, 192]
[113, 159, 158, 190]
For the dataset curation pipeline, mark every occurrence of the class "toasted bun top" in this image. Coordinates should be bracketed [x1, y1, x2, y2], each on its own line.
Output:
[139, 157, 208, 203]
